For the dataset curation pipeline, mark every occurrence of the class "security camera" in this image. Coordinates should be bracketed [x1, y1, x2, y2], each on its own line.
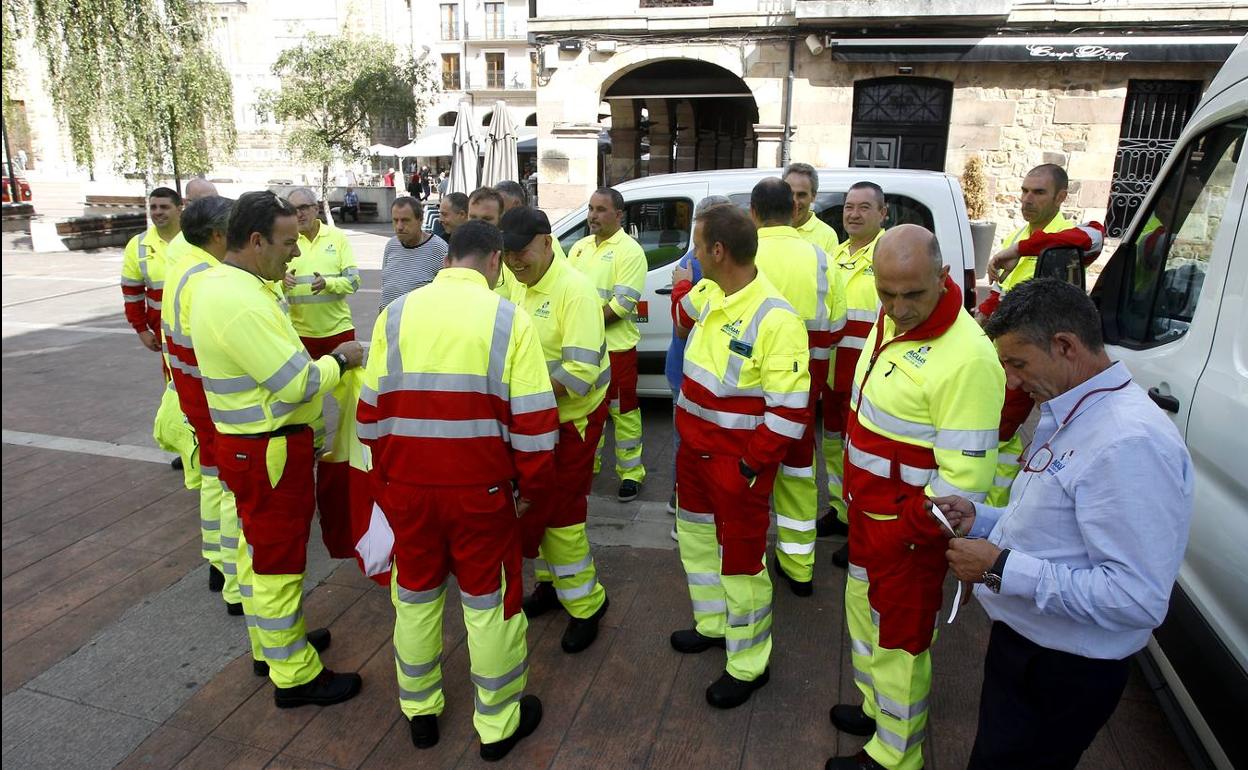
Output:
[805, 34, 825, 56]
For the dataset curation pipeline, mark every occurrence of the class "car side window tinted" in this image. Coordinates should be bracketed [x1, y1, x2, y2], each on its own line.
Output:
[624, 199, 693, 270]
[1112, 118, 1245, 346]
[726, 191, 934, 241]
[558, 220, 587, 256]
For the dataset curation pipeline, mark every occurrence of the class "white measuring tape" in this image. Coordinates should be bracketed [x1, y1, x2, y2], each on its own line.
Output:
[929, 504, 964, 625]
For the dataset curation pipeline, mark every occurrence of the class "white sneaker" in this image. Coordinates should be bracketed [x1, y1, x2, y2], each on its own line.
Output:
[670, 526, 678, 542]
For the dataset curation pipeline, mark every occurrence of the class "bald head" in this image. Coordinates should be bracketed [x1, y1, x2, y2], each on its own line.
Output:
[873, 224, 949, 332]
[184, 178, 218, 202]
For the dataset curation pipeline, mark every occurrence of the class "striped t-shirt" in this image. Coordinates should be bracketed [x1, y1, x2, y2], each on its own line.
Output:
[380, 233, 448, 311]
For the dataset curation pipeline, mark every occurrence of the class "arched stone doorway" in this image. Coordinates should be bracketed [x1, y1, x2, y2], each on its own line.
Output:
[437, 111, 457, 127]
[602, 59, 759, 185]
[525, 113, 537, 126]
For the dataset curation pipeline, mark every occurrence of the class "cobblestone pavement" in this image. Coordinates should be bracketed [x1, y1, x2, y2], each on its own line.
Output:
[2, 232, 1192, 769]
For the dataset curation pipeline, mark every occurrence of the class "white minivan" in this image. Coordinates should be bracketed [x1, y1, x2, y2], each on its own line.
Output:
[1088, 35, 1247, 770]
[548, 167, 977, 396]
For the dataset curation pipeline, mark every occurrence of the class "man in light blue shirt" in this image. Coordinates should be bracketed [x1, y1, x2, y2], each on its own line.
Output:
[930, 278, 1193, 770]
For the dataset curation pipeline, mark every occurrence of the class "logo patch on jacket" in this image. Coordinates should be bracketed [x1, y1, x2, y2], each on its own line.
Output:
[720, 318, 743, 338]
[903, 345, 932, 368]
[535, 301, 551, 319]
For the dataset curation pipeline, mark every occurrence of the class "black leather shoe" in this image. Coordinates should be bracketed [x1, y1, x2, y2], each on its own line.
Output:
[171, 456, 184, 471]
[773, 556, 813, 597]
[273, 669, 362, 708]
[409, 714, 439, 749]
[831, 542, 849, 569]
[670, 628, 726, 654]
[561, 597, 608, 653]
[226, 601, 243, 616]
[706, 668, 769, 709]
[253, 628, 332, 677]
[208, 566, 225, 592]
[826, 749, 906, 770]
[816, 511, 848, 538]
[829, 703, 877, 736]
[617, 479, 641, 502]
[480, 694, 542, 761]
[522, 581, 559, 619]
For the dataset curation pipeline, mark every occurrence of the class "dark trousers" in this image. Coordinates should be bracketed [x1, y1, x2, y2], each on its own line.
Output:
[968, 621, 1130, 770]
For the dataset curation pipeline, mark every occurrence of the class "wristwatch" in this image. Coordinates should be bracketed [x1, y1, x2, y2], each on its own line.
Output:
[331, 352, 349, 374]
[982, 549, 1011, 594]
[738, 459, 758, 488]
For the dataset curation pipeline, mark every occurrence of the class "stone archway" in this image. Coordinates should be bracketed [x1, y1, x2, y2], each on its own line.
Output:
[437, 111, 457, 127]
[601, 59, 759, 185]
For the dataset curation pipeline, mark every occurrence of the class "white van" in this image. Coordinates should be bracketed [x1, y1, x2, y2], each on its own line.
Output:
[1089, 35, 1247, 770]
[548, 167, 977, 396]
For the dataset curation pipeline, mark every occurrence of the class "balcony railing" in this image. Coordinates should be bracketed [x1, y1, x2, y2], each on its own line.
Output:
[440, 24, 459, 41]
[461, 72, 534, 91]
[464, 22, 527, 41]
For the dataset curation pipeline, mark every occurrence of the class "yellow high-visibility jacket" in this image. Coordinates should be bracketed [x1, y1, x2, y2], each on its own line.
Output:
[191, 263, 341, 435]
[999, 212, 1074, 292]
[287, 223, 359, 338]
[831, 228, 885, 393]
[795, 212, 840, 256]
[357, 267, 559, 499]
[510, 254, 609, 431]
[121, 226, 171, 334]
[755, 225, 847, 367]
[568, 228, 647, 352]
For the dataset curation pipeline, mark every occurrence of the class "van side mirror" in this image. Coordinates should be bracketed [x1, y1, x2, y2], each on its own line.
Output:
[1036, 246, 1086, 291]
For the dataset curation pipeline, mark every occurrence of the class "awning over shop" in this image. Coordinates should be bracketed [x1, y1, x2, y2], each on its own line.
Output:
[825, 35, 1243, 63]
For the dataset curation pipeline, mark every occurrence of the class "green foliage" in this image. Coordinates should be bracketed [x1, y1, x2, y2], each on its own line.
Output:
[25, 0, 235, 184]
[962, 154, 990, 221]
[257, 31, 438, 199]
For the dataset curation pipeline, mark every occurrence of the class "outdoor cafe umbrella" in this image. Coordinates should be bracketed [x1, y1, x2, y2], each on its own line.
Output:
[481, 100, 519, 188]
[444, 101, 479, 196]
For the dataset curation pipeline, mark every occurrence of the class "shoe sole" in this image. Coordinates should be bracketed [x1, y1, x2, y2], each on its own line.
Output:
[707, 669, 770, 709]
[671, 638, 726, 654]
[274, 687, 361, 709]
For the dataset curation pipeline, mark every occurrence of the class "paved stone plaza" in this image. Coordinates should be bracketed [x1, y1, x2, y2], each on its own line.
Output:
[1, 224, 1192, 769]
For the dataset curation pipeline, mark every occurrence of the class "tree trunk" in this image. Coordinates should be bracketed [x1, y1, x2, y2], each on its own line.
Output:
[321, 161, 334, 226]
[169, 111, 182, 197]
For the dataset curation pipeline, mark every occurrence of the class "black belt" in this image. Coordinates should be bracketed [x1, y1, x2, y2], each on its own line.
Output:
[233, 424, 309, 440]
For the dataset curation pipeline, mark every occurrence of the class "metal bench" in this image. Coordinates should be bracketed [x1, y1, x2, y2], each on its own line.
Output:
[83, 194, 146, 211]
[329, 199, 379, 223]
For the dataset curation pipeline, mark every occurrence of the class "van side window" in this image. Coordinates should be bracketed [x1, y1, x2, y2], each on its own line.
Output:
[1112, 119, 1245, 346]
[624, 198, 693, 270]
[726, 192, 935, 242]
[558, 220, 587, 256]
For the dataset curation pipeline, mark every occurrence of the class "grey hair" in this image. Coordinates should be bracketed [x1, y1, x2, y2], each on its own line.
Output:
[782, 162, 819, 195]
[181, 196, 234, 249]
[984, 278, 1104, 352]
[286, 186, 317, 203]
[695, 194, 732, 216]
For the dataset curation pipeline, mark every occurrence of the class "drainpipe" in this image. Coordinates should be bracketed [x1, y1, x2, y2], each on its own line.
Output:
[780, 35, 795, 167]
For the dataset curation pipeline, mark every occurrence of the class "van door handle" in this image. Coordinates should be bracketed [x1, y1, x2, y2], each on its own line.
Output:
[656, 285, 673, 295]
[1148, 387, 1180, 413]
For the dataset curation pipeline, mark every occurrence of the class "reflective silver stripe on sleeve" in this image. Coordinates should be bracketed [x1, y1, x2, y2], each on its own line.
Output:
[138, 244, 151, 288]
[928, 473, 988, 503]
[839, 336, 867, 350]
[934, 427, 999, 453]
[676, 392, 763, 430]
[812, 246, 830, 330]
[395, 648, 441, 678]
[511, 391, 557, 415]
[846, 442, 933, 488]
[287, 294, 345, 305]
[595, 365, 612, 389]
[847, 308, 878, 322]
[683, 359, 762, 399]
[764, 412, 806, 439]
[471, 659, 528, 692]
[552, 365, 591, 396]
[764, 388, 808, 411]
[384, 293, 408, 377]
[680, 294, 697, 321]
[202, 374, 258, 395]
[856, 392, 938, 444]
[263, 350, 314, 394]
[511, 430, 558, 452]
[397, 581, 447, 604]
[613, 284, 642, 301]
[596, 287, 612, 300]
[461, 587, 502, 610]
[488, 300, 515, 395]
[210, 405, 267, 425]
[172, 262, 213, 337]
[562, 346, 601, 364]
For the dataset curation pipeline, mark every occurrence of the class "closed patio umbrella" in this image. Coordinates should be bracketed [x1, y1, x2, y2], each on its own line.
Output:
[481, 100, 519, 188]
[444, 101, 479, 196]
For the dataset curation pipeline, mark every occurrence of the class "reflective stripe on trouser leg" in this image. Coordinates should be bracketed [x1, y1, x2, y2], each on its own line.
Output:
[611, 404, 645, 483]
[538, 523, 606, 619]
[986, 434, 1023, 507]
[532, 557, 554, 585]
[236, 526, 266, 663]
[464, 566, 529, 744]
[210, 474, 242, 604]
[823, 430, 847, 523]
[722, 568, 772, 682]
[844, 562, 879, 720]
[863, 645, 932, 770]
[199, 474, 224, 570]
[772, 461, 817, 582]
[253, 570, 321, 688]
[392, 565, 447, 720]
[677, 507, 726, 639]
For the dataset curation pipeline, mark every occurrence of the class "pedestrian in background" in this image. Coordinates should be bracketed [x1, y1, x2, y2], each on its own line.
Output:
[381, 196, 447, 311]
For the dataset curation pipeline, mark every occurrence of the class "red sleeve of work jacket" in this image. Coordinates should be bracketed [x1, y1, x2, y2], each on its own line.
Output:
[672, 278, 695, 327]
[121, 235, 149, 333]
[502, 309, 560, 503]
[1016, 222, 1105, 265]
[742, 311, 812, 472]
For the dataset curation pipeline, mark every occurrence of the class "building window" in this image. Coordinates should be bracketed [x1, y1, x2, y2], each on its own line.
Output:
[484, 2, 504, 38]
[442, 53, 461, 91]
[440, 4, 458, 41]
[486, 52, 505, 89]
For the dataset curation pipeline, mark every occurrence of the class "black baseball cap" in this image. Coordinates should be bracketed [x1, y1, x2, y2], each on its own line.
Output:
[498, 206, 551, 251]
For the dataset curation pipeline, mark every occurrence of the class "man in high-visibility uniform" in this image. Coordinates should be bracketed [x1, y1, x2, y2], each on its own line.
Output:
[165, 179, 219, 264]
[478, 186, 567, 300]
[501, 206, 613, 653]
[122, 187, 181, 361]
[192, 191, 365, 708]
[977, 164, 1073, 508]
[283, 187, 360, 450]
[161, 195, 247, 612]
[358, 220, 556, 759]
[826, 224, 1003, 770]
[816, 182, 888, 569]
[783, 162, 840, 255]
[749, 177, 846, 596]
[568, 187, 648, 502]
[670, 203, 810, 709]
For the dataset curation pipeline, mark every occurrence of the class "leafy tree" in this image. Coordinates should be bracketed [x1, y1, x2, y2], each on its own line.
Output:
[258, 32, 438, 207]
[23, 0, 235, 192]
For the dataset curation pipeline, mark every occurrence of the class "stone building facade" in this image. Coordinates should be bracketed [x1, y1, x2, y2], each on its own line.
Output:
[529, 0, 1245, 242]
